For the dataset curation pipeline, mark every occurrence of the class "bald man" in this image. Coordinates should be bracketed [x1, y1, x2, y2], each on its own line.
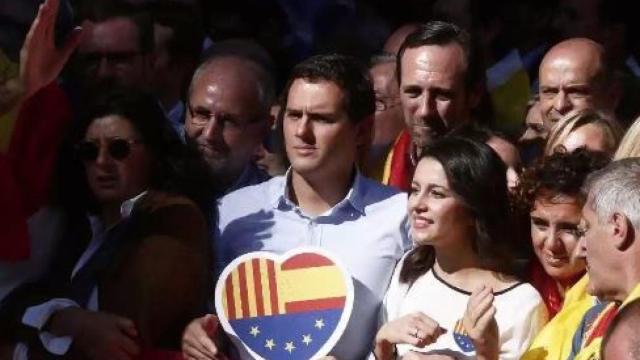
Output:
[538, 38, 619, 132]
[185, 55, 274, 196]
[602, 299, 640, 360]
[383, 23, 420, 54]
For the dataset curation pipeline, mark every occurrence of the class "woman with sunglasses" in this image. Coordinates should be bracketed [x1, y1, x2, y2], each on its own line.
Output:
[372, 137, 547, 360]
[7, 88, 214, 359]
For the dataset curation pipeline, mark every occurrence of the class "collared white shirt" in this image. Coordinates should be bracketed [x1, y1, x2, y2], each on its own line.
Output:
[216, 171, 411, 359]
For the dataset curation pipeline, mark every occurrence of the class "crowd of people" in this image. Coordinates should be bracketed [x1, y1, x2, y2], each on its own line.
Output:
[3, 0, 640, 359]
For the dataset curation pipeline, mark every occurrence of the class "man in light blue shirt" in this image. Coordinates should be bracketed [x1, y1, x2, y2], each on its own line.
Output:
[182, 54, 411, 359]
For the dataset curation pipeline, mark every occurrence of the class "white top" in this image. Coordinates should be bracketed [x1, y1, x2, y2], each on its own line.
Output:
[216, 171, 411, 359]
[380, 257, 547, 360]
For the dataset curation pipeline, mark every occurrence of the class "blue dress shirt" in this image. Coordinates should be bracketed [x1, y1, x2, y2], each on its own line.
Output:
[216, 171, 411, 359]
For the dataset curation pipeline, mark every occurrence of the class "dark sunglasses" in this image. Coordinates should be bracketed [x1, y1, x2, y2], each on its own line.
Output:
[75, 138, 142, 162]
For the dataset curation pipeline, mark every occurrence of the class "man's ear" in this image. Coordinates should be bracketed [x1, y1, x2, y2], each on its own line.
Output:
[611, 212, 634, 251]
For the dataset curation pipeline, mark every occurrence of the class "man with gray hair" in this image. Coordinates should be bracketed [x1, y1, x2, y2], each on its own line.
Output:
[568, 158, 640, 360]
[184, 52, 275, 196]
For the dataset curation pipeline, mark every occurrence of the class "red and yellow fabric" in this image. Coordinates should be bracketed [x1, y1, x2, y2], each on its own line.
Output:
[572, 283, 640, 360]
[0, 83, 72, 261]
[522, 275, 594, 360]
[529, 261, 585, 319]
[382, 130, 413, 192]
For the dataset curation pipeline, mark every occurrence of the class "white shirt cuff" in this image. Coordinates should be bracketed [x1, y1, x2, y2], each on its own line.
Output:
[22, 298, 79, 355]
[12, 342, 28, 360]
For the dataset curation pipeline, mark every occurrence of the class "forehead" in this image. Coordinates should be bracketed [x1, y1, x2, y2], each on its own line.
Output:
[80, 17, 140, 53]
[85, 115, 137, 138]
[539, 48, 602, 84]
[190, 65, 261, 110]
[400, 44, 467, 85]
[414, 157, 449, 186]
[370, 62, 395, 81]
[532, 195, 582, 219]
[286, 79, 345, 112]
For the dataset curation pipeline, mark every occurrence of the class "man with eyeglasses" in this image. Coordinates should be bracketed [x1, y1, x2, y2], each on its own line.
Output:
[184, 54, 273, 197]
[363, 53, 405, 181]
[71, 1, 154, 93]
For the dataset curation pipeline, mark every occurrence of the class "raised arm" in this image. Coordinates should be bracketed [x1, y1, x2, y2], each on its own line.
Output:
[19, 0, 85, 100]
[0, 0, 85, 115]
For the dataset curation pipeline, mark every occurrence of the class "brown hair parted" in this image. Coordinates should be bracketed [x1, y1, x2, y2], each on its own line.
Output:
[400, 136, 517, 285]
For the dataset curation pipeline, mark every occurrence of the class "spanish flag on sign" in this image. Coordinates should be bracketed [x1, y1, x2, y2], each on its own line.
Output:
[217, 250, 353, 360]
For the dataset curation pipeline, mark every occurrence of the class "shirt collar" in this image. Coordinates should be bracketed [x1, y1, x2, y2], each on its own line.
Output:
[226, 162, 269, 196]
[271, 168, 367, 216]
[88, 190, 148, 237]
[120, 191, 148, 217]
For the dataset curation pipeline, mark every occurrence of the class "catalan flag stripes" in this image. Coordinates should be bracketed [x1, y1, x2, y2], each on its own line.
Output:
[223, 259, 282, 320]
[454, 319, 468, 336]
[222, 254, 348, 320]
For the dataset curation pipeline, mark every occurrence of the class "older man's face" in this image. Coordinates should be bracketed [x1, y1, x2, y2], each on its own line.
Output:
[538, 45, 607, 131]
[370, 62, 404, 147]
[185, 59, 266, 185]
[399, 44, 475, 149]
[579, 200, 620, 301]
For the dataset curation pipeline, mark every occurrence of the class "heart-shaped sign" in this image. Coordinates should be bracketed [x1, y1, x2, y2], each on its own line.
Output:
[215, 247, 354, 360]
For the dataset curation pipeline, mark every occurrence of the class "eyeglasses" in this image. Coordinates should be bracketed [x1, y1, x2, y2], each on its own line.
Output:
[75, 138, 143, 162]
[80, 51, 142, 71]
[375, 97, 401, 112]
[187, 103, 260, 133]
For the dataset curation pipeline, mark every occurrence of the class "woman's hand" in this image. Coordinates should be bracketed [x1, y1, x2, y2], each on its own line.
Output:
[49, 308, 140, 360]
[19, 0, 86, 100]
[182, 314, 229, 360]
[374, 312, 447, 360]
[462, 286, 499, 360]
